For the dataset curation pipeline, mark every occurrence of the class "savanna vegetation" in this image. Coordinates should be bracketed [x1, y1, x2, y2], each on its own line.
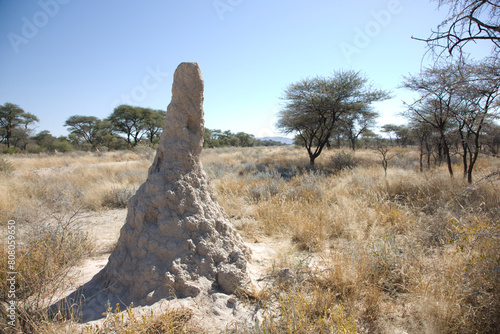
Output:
[1, 1, 499, 332]
[0, 145, 498, 333]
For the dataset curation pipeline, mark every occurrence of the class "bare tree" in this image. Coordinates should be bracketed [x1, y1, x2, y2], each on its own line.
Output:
[409, 120, 436, 172]
[376, 141, 399, 177]
[401, 64, 462, 177]
[403, 59, 500, 182]
[482, 122, 500, 155]
[455, 59, 500, 182]
[415, 0, 500, 59]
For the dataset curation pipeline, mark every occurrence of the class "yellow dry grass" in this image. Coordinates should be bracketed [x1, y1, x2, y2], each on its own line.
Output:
[1, 145, 499, 333]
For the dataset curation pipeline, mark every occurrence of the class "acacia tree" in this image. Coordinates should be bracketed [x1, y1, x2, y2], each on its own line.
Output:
[277, 70, 389, 166]
[143, 108, 167, 144]
[0, 102, 39, 148]
[235, 132, 256, 147]
[412, 121, 436, 172]
[64, 115, 101, 149]
[107, 105, 147, 146]
[340, 108, 378, 151]
[416, 0, 500, 59]
[16, 112, 39, 150]
[381, 124, 413, 147]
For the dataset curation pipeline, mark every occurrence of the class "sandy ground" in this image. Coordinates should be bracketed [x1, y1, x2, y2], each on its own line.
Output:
[62, 208, 282, 332]
[6, 158, 285, 332]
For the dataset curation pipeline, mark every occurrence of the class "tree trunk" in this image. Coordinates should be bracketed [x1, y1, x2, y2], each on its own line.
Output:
[382, 160, 388, 177]
[309, 155, 316, 167]
[442, 135, 453, 177]
[467, 133, 481, 184]
[426, 142, 431, 169]
[419, 138, 424, 173]
[466, 151, 478, 184]
[458, 129, 468, 179]
[444, 144, 454, 177]
[462, 145, 468, 179]
[6, 130, 11, 148]
[437, 141, 443, 166]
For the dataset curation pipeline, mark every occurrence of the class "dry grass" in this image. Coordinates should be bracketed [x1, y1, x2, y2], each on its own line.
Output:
[0, 151, 152, 222]
[1, 146, 499, 333]
[207, 146, 500, 333]
[0, 209, 95, 333]
[85, 303, 196, 334]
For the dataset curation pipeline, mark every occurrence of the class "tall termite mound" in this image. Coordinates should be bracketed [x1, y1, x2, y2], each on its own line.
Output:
[55, 62, 251, 320]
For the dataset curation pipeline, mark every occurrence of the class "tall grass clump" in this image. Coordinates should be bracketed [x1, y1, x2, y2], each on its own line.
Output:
[86, 303, 195, 334]
[102, 186, 137, 209]
[0, 157, 14, 174]
[249, 252, 358, 334]
[256, 290, 358, 334]
[329, 151, 358, 173]
[0, 209, 94, 333]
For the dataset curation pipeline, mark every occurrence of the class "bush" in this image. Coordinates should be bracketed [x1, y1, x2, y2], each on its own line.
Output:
[247, 171, 283, 201]
[26, 143, 44, 153]
[102, 186, 136, 208]
[51, 140, 74, 153]
[2, 147, 21, 154]
[0, 158, 13, 174]
[0, 212, 94, 333]
[330, 151, 358, 173]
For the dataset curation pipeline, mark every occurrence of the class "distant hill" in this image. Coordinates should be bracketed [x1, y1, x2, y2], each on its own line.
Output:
[258, 136, 294, 145]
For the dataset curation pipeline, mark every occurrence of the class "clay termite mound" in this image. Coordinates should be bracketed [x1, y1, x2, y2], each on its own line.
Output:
[53, 62, 251, 321]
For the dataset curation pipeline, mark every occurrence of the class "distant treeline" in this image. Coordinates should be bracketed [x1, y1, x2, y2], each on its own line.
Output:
[0, 103, 283, 153]
[203, 129, 282, 148]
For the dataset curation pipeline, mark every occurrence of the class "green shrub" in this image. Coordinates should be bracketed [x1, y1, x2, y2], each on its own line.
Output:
[51, 140, 74, 153]
[2, 147, 21, 154]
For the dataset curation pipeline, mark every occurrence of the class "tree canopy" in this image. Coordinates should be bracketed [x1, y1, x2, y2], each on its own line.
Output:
[0, 102, 39, 148]
[64, 115, 101, 148]
[106, 105, 167, 146]
[277, 70, 389, 165]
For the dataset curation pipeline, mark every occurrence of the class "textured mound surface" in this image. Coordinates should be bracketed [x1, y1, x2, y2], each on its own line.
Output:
[54, 62, 251, 321]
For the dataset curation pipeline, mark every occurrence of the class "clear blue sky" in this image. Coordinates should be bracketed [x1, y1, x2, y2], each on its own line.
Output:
[0, 0, 492, 138]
